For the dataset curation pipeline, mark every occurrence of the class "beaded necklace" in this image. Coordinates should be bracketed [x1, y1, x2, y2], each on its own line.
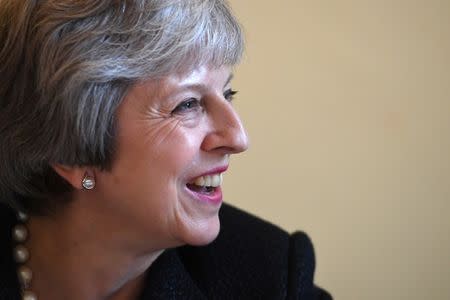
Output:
[12, 212, 37, 300]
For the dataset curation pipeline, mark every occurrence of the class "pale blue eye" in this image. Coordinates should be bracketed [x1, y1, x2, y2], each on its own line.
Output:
[172, 98, 201, 114]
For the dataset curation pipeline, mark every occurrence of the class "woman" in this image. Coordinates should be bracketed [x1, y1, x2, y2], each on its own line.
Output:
[0, 0, 331, 299]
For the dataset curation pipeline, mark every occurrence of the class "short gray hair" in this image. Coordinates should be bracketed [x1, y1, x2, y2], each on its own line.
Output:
[0, 0, 244, 215]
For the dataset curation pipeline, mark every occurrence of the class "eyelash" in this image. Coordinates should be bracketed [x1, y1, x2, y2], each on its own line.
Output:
[224, 89, 238, 102]
[171, 89, 238, 114]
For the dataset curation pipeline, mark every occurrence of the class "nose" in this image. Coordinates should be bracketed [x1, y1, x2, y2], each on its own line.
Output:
[201, 98, 249, 155]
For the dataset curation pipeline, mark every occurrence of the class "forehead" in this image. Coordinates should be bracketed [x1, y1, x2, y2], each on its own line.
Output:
[137, 65, 232, 98]
[120, 65, 233, 111]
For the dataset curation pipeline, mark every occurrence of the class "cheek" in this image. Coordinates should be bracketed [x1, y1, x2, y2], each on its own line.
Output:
[117, 121, 203, 183]
[153, 132, 202, 183]
[108, 104, 208, 199]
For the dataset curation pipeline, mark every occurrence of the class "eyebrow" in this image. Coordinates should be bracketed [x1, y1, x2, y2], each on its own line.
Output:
[169, 73, 235, 95]
[224, 73, 234, 87]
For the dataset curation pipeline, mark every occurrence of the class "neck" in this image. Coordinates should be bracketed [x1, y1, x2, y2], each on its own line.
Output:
[24, 205, 163, 300]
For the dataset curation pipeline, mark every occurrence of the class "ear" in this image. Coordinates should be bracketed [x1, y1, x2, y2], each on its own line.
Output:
[51, 164, 93, 190]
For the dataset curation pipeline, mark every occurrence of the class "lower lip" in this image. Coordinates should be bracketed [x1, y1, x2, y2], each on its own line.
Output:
[185, 186, 223, 206]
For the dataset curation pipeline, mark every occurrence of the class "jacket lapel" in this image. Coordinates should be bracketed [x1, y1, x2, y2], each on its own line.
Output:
[139, 248, 207, 300]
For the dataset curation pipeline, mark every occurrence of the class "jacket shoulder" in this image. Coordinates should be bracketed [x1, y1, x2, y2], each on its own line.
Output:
[178, 203, 332, 299]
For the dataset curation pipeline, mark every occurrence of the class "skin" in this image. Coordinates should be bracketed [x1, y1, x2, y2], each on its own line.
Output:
[28, 65, 249, 300]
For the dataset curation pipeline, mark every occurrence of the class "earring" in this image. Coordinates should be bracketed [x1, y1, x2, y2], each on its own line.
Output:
[82, 174, 96, 190]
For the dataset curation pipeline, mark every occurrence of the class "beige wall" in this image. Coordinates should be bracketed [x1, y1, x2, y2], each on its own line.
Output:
[226, 1, 450, 299]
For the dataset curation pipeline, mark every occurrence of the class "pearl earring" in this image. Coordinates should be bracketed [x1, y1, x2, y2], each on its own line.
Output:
[82, 175, 96, 190]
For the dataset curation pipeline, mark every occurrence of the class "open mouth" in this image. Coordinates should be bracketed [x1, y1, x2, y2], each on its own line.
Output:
[186, 173, 223, 194]
[186, 184, 216, 194]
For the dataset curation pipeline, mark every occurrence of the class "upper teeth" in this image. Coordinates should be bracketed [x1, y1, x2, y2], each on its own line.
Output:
[193, 174, 223, 187]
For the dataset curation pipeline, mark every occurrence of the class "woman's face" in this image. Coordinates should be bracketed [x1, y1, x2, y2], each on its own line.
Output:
[95, 65, 248, 249]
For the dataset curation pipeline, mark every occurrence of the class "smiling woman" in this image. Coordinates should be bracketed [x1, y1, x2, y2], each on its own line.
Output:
[0, 0, 330, 299]
[102, 66, 247, 247]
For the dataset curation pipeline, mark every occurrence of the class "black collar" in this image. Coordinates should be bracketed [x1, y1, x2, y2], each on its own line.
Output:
[139, 248, 207, 300]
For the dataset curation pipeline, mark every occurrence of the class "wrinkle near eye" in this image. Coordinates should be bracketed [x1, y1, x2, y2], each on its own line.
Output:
[144, 106, 172, 120]
[139, 116, 182, 155]
[143, 104, 201, 128]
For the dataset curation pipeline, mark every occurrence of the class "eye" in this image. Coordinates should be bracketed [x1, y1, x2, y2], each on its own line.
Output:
[171, 98, 201, 114]
[224, 89, 238, 102]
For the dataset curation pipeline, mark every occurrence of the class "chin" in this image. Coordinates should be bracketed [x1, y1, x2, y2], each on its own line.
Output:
[182, 215, 221, 246]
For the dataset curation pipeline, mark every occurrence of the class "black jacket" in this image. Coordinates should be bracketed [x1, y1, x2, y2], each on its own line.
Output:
[0, 203, 332, 299]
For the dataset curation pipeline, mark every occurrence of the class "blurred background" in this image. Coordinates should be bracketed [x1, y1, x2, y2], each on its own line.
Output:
[225, 1, 450, 299]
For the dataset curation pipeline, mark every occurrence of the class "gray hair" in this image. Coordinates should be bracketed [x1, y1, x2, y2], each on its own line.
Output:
[0, 0, 244, 215]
